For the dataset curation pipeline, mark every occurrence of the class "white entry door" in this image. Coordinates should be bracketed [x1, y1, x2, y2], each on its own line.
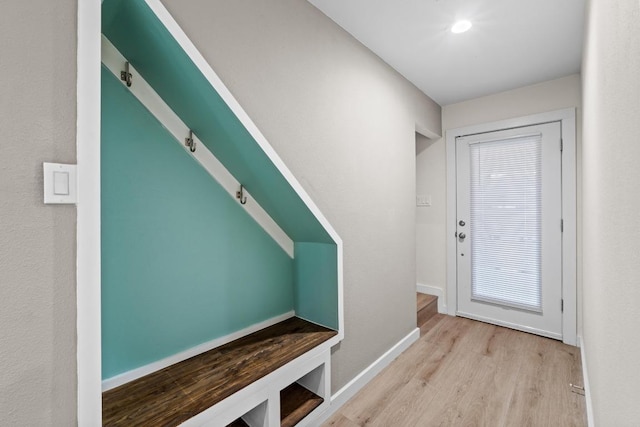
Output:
[455, 122, 563, 339]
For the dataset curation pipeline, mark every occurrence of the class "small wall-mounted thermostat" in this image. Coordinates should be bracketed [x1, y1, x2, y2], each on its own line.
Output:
[43, 163, 78, 204]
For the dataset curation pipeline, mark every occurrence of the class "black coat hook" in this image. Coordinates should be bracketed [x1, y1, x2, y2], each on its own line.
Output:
[120, 62, 132, 87]
[185, 130, 196, 153]
[236, 184, 247, 205]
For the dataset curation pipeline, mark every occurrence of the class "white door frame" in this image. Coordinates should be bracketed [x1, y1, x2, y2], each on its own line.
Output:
[76, 0, 102, 425]
[445, 108, 577, 346]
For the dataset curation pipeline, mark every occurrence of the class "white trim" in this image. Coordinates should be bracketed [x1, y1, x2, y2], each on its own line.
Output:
[578, 336, 595, 427]
[457, 311, 562, 341]
[76, 0, 102, 425]
[102, 311, 295, 391]
[314, 328, 420, 424]
[416, 283, 446, 314]
[101, 36, 295, 258]
[336, 243, 345, 341]
[446, 108, 578, 345]
[446, 127, 458, 317]
[559, 111, 578, 346]
[238, 401, 268, 427]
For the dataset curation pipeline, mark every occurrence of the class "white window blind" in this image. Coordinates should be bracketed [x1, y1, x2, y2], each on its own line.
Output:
[469, 134, 542, 313]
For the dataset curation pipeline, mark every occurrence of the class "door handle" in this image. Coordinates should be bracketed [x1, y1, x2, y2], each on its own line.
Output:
[458, 233, 466, 240]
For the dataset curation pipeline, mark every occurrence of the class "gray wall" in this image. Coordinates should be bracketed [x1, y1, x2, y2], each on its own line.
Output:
[415, 131, 446, 297]
[161, 0, 441, 391]
[0, 0, 440, 422]
[582, 0, 640, 423]
[0, 0, 78, 425]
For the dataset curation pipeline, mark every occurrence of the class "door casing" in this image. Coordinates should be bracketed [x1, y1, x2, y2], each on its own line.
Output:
[445, 108, 577, 346]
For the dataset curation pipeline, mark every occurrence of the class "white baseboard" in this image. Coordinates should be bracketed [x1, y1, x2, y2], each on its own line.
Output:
[578, 335, 595, 427]
[102, 311, 295, 391]
[314, 327, 420, 424]
[416, 283, 446, 314]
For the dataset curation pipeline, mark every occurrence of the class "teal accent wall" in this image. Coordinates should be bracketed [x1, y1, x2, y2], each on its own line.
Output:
[102, 0, 333, 243]
[101, 68, 294, 379]
[294, 243, 339, 330]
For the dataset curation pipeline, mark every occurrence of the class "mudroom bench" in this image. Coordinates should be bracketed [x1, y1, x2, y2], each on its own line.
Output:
[103, 317, 337, 426]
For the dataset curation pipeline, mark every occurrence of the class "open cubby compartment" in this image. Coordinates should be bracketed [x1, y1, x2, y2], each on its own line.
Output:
[280, 362, 329, 427]
[227, 418, 250, 427]
[226, 401, 268, 427]
[100, 0, 342, 425]
[179, 346, 331, 427]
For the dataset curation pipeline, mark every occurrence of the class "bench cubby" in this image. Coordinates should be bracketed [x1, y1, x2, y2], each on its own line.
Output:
[100, 0, 343, 425]
[227, 400, 267, 427]
[280, 364, 328, 427]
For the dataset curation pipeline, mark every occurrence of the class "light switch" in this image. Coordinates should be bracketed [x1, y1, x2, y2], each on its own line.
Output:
[416, 195, 432, 207]
[44, 163, 77, 204]
[53, 171, 70, 195]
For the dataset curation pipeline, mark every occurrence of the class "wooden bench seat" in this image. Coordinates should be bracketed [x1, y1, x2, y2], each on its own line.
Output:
[102, 317, 337, 426]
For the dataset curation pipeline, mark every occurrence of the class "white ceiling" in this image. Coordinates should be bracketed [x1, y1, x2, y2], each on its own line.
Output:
[308, 0, 586, 105]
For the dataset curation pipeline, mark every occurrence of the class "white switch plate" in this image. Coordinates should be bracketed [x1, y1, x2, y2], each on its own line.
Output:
[416, 195, 432, 207]
[44, 163, 77, 204]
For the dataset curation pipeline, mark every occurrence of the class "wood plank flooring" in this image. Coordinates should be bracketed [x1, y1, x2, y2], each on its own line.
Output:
[417, 293, 438, 329]
[324, 315, 587, 427]
[102, 317, 336, 427]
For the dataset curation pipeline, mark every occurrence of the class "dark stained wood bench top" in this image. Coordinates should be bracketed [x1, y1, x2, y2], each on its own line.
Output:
[102, 317, 337, 426]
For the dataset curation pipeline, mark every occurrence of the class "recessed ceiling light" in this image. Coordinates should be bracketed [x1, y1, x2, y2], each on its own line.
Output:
[451, 20, 472, 34]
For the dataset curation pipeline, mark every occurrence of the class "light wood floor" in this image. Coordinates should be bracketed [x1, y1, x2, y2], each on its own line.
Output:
[323, 314, 587, 427]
